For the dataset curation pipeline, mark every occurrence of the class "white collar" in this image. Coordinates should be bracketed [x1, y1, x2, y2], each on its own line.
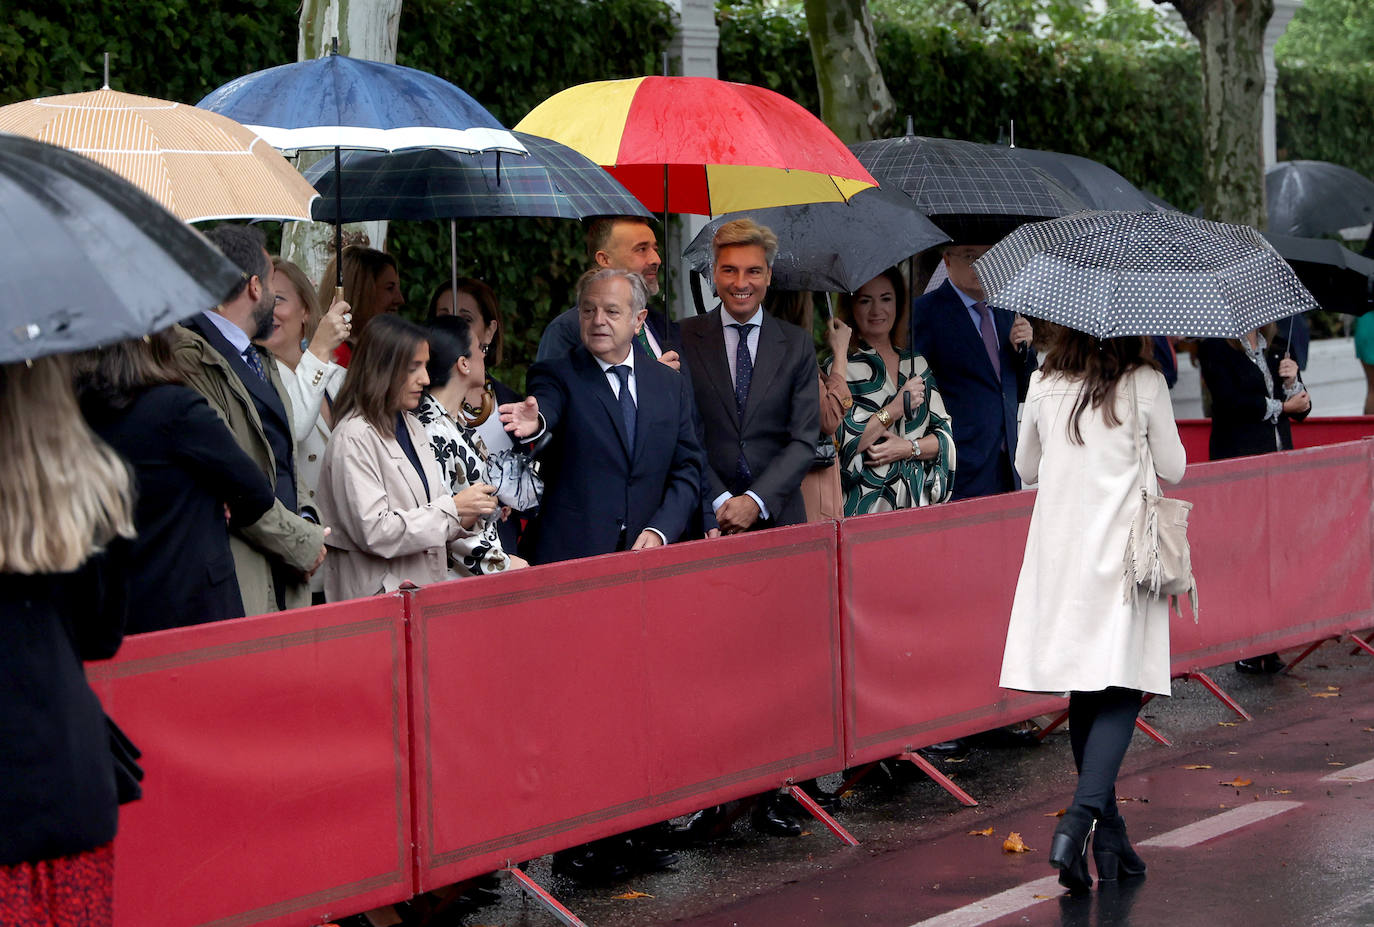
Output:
[593, 346, 636, 375]
[201, 309, 252, 355]
[718, 305, 765, 330]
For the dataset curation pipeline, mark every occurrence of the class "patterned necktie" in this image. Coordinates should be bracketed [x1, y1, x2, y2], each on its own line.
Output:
[636, 326, 656, 358]
[731, 323, 756, 490]
[975, 301, 1001, 379]
[611, 364, 636, 448]
[242, 345, 269, 383]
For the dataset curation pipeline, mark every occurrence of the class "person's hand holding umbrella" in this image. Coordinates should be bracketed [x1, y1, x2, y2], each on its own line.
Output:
[306, 294, 353, 364]
[1010, 313, 1034, 352]
[1277, 355, 1311, 415]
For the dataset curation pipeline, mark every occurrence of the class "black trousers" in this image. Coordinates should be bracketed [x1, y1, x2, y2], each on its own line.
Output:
[1067, 687, 1142, 818]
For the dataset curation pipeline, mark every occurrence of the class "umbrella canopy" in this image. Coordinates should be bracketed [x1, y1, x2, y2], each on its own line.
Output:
[197, 50, 526, 155]
[514, 76, 876, 215]
[849, 135, 1083, 242]
[1263, 232, 1374, 315]
[302, 132, 651, 223]
[1005, 148, 1156, 212]
[974, 211, 1319, 338]
[682, 186, 949, 293]
[1267, 160, 1374, 239]
[0, 88, 318, 223]
[0, 133, 243, 364]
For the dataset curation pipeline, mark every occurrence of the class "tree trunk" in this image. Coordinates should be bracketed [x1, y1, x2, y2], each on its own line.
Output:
[1167, 0, 1274, 226]
[803, 0, 896, 144]
[282, 0, 403, 285]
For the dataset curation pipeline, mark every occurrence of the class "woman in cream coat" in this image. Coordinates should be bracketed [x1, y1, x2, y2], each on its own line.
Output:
[318, 315, 498, 602]
[1000, 327, 1185, 894]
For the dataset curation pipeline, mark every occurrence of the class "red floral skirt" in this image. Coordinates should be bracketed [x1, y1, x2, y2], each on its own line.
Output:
[0, 843, 113, 927]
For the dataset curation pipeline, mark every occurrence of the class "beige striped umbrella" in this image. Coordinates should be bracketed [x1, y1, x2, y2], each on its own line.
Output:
[0, 88, 318, 223]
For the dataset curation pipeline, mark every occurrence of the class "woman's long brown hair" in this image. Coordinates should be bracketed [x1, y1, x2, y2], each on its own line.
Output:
[332, 314, 428, 433]
[1038, 324, 1160, 445]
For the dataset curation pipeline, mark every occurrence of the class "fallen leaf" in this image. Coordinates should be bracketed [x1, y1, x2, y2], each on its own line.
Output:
[1002, 832, 1034, 853]
[1033, 894, 1054, 899]
[1311, 692, 1340, 698]
[1276, 789, 1292, 794]
[969, 826, 995, 836]
[1329, 762, 1347, 767]
[613, 891, 654, 900]
[1182, 764, 1213, 770]
[1218, 721, 1238, 727]
[944, 757, 968, 764]
[800, 830, 813, 837]
[1363, 727, 1374, 733]
[1327, 685, 1341, 691]
[1220, 777, 1253, 788]
[1043, 808, 1067, 817]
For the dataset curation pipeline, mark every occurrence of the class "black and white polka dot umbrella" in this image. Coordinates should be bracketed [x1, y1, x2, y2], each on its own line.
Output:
[974, 211, 1320, 338]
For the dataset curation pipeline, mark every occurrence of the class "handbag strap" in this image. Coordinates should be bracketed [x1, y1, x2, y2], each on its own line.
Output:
[1128, 372, 1151, 496]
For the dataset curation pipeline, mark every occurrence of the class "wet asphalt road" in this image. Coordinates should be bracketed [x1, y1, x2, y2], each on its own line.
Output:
[445, 641, 1373, 927]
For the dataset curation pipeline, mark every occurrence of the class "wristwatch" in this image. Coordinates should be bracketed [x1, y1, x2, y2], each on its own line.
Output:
[875, 408, 893, 427]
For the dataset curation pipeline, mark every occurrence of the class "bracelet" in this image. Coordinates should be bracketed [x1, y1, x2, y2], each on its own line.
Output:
[875, 408, 893, 427]
[909, 439, 920, 460]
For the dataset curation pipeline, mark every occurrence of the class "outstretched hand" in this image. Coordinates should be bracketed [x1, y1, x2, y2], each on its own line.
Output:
[498, 396, 540, 438]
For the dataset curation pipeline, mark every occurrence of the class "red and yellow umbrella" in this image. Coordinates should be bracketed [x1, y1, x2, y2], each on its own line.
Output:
[514, 76, 875, 216]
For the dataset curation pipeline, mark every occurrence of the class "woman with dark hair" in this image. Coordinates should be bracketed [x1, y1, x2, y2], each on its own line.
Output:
[317, 245, 405, 366]
[76, 331, 276, 630]
[1, 354, 135, 924]
[1000, 326, 1185, 893]
[825, 267, 955, 514]
[416, 315, 527, 576]
[317, 315, 498, 602]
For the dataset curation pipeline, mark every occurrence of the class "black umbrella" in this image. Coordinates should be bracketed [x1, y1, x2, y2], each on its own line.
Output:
[302, 131, 652, 223]
[1262, 232, 1374, 315]
[0, 132, 242, 364]
[974, 211, 1319, 338]
[681, 186, 949, 293]
[849, 135, 1084, 243]
[1005, 148, 1156, 212]
[1267, 160, 1374, 239]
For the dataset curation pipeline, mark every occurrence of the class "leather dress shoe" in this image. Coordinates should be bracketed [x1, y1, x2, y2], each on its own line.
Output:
[672, 804, 734, 843]
[1235, 653, 1284, 674]
[751, 792, 803, 837]
[622, 836, 680, 873]
[917, 739, 969, 759]
[967, 725, 1040, 748]
[551, 844, 629, 883]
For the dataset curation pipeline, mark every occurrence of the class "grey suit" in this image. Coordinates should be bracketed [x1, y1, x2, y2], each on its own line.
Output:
[678, 307, 819, 529]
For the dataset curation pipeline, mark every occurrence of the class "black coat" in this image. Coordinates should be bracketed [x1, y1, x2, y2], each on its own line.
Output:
[909, 281, 1037, 500]
[523, 344, 704, 564]
[0, 546, 128, 865]
[85, 384, 275, 631]
[1199, 337, 1311, 460]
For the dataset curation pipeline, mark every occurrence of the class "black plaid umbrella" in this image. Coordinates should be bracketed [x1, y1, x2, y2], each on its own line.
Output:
[303, 131, 651, 222]
[1267, 160, 1374, 239]
[974, 211, 1320, 338]
[849, 135, 1084, 243]
[681, 186, 949, 293]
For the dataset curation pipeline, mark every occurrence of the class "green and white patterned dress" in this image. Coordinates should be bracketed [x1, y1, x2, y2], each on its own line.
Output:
[823, 344, 956, 515]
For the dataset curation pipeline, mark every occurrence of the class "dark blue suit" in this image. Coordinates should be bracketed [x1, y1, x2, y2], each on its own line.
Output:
[524, 343, 704, 565]
[910, 281, 1036, 500]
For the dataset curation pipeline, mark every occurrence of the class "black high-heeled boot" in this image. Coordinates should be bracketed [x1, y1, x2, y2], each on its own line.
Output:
[1093, 814, 1146, 881]
[1048, 807, 1096, 893]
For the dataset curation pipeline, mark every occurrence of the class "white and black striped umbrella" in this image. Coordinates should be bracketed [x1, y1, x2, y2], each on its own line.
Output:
[974, 211, 1320, 338]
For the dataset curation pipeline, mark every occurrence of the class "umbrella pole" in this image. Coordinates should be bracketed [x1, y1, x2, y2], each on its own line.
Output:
[450, 220, 458, 312]
[334, 144, 344, 288]
[662, 164, 671, 311]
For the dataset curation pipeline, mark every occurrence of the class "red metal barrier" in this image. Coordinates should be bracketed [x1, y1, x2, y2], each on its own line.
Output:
[408, 521, 843, 890]
[90, 596, 413, 927]
[838, 491, 1067, 767]
[1177, 416, 1374, 464]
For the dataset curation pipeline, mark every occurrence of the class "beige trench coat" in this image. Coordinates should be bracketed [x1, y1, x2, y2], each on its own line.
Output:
[999, 367, 1186, 697]
[317, 411, 466, 602]
[172, 324, 325, 616]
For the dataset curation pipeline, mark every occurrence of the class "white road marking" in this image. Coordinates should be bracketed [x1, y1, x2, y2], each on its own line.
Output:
[1321, 756, 1374, 782]
[907, 876, 1062, 927]
[1139, 801, 1303, 848]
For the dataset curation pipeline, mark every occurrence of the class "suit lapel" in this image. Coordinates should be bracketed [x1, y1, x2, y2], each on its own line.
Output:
[741, 314, 785, 431]
[943, 286, 1000, 387]
[691, 309, 740, 429]
[188, 316, 290, 428]
[573, 348, 632, 457]
[386, 415, 430, 504]
[631, 343, 673, 464]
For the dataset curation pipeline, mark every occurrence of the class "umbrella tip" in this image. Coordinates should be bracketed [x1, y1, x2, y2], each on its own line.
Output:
[905, 115, 914, 136]
[331, 36, 339, 55]
[102, 51, 110, 90]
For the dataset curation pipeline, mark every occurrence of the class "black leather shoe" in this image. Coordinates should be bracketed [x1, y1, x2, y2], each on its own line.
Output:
[918, 739, 969, 759]
[1048, 807, 1096, 894]
[751, 792, 803, 837]
[1235, 653, 1284, 674]
[623, 836, 680, 873]
[551, 844, 629, 883]
[967, 725, 1040, 748]
[1093, 814, 1146, 881]
[672, 804, 734, 843]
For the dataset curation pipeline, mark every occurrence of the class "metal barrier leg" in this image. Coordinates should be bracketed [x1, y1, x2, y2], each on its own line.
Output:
[1184, 671, 1254, 721]
[1133, 716, 1172, 746]
[1283, 638, 1330, 674]
[784, 784, 860, 846]
[897, 751, 979, 807]
[501, 867, 587, 927]
[1351, 632, 1374, 658]
[1037, 710, 1070, 742]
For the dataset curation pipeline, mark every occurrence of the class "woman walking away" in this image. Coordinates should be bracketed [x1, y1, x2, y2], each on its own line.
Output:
[999, 327, 1185, 893]
[0, 355, 136, 925]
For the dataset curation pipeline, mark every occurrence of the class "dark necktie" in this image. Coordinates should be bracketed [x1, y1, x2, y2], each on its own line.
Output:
[242, 345, 269, 383]
[611, 364, 636, 448]
[636, 327, 656, 358]
[975, 301, 1001, 379]
[731, 323, 756, 490]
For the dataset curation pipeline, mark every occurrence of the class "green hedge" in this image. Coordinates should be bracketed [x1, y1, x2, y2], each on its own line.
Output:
[1275, 61, 1374, 178]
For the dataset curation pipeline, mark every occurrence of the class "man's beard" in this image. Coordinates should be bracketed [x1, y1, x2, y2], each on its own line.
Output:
[250, 286, 275, 341]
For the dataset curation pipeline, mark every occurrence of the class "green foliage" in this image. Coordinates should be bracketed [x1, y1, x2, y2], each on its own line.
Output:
[1275, 0, 1374, 63]
[1275, 62, 1374, 180]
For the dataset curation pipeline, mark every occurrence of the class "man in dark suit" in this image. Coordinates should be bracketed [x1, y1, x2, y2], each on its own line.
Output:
[503, 268, 703, 564]
[911, 243, 1037, 501]
[678, 218, 819, 534]
[535, 216, 682, 371]
[499, 267, 702, 882]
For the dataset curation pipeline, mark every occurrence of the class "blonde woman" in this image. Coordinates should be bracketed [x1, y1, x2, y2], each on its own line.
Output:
[0, 356, 135, 924]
